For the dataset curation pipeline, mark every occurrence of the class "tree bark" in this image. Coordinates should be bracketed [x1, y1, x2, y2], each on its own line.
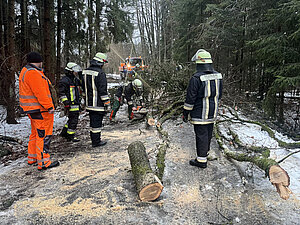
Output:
[6, 0, 17, 124]
[56, 0, 62, 86]
[127, 141, 163, 201]
[43, 0, 54, 82]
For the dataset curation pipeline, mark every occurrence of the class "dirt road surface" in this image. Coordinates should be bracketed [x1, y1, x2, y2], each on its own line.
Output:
[0, 75, 299, 224]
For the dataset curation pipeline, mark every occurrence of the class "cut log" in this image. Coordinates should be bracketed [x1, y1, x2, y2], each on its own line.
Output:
[269, 165, 291, 200]
[127, 141, 163, 201]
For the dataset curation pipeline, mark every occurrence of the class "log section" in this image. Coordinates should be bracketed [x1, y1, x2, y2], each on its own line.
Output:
[127, 141, 163, 201]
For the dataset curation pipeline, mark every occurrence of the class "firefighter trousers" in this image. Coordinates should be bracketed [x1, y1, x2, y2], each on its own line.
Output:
[193, 123, 214, 158]
[28, 112, 54, 169]
[89, 111, 104, 145]
[61, 111, 79, 139]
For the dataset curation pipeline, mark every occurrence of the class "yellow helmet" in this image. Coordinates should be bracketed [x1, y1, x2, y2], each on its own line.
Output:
[191, 49, 212, 64]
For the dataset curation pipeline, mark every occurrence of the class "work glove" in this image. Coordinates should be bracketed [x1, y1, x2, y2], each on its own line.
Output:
[182, 109, 189, 123]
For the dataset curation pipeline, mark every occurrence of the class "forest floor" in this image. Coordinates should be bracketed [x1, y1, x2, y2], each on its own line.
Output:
[0, 75, 300, 224]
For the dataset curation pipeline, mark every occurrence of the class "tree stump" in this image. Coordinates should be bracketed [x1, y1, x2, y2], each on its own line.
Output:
[127, 141, 163, 201]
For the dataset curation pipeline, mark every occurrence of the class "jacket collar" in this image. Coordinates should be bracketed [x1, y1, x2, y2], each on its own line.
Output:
[27, 63, 43, 71]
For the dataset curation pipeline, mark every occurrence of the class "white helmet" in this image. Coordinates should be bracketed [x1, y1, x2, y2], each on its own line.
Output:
[93, 52, 108, 63]
[191, 49, 213, 64]
[65, 62, 82, 72]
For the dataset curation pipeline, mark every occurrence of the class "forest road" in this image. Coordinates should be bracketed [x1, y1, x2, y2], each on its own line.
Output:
[0, 82, 300, 224]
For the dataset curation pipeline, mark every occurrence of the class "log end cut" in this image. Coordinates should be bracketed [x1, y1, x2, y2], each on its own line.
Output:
[139, 182, 164, 202]
[269, 165, 291, 200]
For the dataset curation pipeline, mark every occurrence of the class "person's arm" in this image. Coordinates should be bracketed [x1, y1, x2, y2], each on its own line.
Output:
[96, 71, 110, 106]
[183, 76, 199, 121]
[27, 70, 54, 111]
[58, 78, 70, 106]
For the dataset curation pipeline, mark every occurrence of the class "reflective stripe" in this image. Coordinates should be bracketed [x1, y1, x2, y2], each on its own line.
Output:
[60, 96, 68, 102]
[67, 129, 75, 134]
[21, 68, 35, 82]
[86, 106, 104, 111]
[200, 73, 222, 81]
[90, 128, 101, 133]
[64, 124, 68, 128]
[101, 95, 109, 101]
[205, 81, 210, 119]
[20, 102, 41, 106]
[92, 77, 97, 107]
[190, 117, 216, 125]
[214, 79, 219, 118]
[184, 103, 194, 110]
[29, 138, 37, 142]
[47, 94, 52, 98]
[28, 158, 37, 162]
[197, 157, 207, 163]
[28, 153, 37, 157]
[69, 107, 79, 111]
[19, 95, 37, 99]
[70, 86, 75, 102]
[82, 70, 99, 76]
[38, 158, 50, 163]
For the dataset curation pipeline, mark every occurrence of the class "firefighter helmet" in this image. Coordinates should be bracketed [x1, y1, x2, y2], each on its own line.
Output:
[132, 79, 143, 89]
[93, 52, 108, 63]
[191, 49, 212, 64]
[65, 62, 82, 73]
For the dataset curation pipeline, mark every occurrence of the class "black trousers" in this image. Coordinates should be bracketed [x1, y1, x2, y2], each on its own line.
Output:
[193, 123, 214, 157]
[61, 111, 79, 139]
[89, 111, 104, 145]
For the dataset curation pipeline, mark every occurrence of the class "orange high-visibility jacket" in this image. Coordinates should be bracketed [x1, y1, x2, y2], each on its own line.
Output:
[19, 64, 54, 114]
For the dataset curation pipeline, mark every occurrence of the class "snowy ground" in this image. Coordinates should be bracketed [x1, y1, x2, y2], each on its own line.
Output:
[219, 108, 300, 200]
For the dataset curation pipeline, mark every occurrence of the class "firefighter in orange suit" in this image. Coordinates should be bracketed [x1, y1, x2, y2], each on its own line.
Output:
[19, 52, 59, 170]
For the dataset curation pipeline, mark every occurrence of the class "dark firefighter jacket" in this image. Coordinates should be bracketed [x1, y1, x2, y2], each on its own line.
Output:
[184, 65, 223, 125]
[115, 82, 143, 106]
[82, 60, 110, 111]
[58, 73, 81, 112]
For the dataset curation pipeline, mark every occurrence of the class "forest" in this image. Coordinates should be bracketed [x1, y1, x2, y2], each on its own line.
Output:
[0, 0, 300, 128]
[0, 0, 300, 224]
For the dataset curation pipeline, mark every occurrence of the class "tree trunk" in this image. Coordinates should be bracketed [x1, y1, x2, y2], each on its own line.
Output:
[20, 0, 29, 58]
[88, 0, 94, 59]
[6, 0, 17, 124]
[56, 0, 62, 86]
[127, 141, 163, 201]
[43, 0, 54, 83]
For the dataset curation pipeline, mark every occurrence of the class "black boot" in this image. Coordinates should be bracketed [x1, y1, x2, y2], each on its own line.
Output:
[39, 161, 60, 170]
[66, 134, 80, 142]
[92, 140, 107, 147]
[60, 126, 68, 138]
[189, 158, 207, 168]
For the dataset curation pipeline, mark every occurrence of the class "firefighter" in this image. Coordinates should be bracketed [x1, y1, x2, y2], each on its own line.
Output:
[109, 79, 144, 122]
[82, 52, 110, 147]
[59, 62, 82, 142]
[19, 52, 59, 170]
[183, 49, 223, 168]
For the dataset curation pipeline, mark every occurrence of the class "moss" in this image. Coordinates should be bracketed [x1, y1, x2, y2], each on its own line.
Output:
[156, 144, 168, 180]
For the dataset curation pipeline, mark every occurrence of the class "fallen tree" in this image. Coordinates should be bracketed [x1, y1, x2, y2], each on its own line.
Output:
[127, 141, 163, 202]
[215, 107, 295, 200]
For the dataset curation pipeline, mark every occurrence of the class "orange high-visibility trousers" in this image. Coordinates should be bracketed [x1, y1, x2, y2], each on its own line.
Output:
[27, 112, 54, 169]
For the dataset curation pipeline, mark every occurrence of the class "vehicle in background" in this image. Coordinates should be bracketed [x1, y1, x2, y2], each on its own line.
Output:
[119, 56, 147, 80]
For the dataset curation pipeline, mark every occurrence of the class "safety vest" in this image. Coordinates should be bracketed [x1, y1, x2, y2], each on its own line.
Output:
[19, 64, 54, 114]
